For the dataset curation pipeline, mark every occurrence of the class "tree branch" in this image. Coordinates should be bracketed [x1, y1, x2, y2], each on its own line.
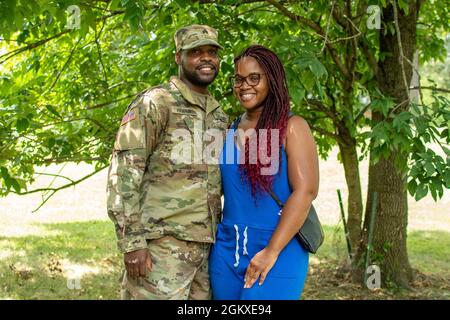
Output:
[34, 172, 75, 184]
[355, 102, 372, 122]
[306, 98, 340, 124]
[332, 2, 347, 28]
[0, 30, 72, 64]
[86, 93, 138, 110]
[0, 38, 28, 44]
[409, 86, 450, 94]
[331, 0, 378, 79]
[265, 0, 350, 78]
[47, 36, 83, 94]
[14, 165, 107, 196]
[18, 165, 108, 212]
[310, 124, 340, 140]
[95, 15, 110, 92]
[235, 3, 273, 17]
[358, 37, 379, 79]
[194, 0, 265, 3]
[0, 10, 125, 65]
[392, 0, 410, 100]
[108, 81, 150, 90]
[42, 157, 106, 165]
[320, 0, 337, 53]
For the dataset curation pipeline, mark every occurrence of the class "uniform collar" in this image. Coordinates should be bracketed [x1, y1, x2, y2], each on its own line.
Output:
[170, 76, 220, 115]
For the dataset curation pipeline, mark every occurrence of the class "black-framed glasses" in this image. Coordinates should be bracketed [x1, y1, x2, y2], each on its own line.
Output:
[231, 73, 266, 88]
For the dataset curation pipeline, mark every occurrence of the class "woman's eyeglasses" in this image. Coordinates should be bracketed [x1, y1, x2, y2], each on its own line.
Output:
[231, 73, 265, 88]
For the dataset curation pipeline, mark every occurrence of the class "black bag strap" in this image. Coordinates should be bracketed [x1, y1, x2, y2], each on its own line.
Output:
[231, 111, 295, 207]
[266, 188, 284, 208]
[229, 115, 241, 130]
[265, 111, 294, 206]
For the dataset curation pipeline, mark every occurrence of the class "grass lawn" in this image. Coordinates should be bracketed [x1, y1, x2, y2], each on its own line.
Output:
[0, 155, 448, 300]
[302, 225, 450, 300]
[1, 221, 121, 299]
[1, 221, 448, 300]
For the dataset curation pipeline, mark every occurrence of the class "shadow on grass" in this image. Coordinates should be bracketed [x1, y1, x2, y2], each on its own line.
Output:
[0, 220, 122, 299]
[315, 225, 450, 275]
[0, 221, 448, 299]
[302, 225, 450, 300]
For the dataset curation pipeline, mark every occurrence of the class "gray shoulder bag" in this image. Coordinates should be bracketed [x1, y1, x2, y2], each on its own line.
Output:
[266, 189, 324, 254]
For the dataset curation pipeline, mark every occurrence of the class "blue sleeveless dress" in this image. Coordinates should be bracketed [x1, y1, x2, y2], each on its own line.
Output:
[209, 127, 309, 300]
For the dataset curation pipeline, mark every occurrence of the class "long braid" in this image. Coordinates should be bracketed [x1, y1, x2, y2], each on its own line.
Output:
[234, 45, 290, 198]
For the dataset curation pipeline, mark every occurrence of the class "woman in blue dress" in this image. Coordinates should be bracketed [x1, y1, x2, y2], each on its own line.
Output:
[209, 45, 320, 300]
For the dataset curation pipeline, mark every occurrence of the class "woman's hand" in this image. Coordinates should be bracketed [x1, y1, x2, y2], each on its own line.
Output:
[244, 247, 280, 288]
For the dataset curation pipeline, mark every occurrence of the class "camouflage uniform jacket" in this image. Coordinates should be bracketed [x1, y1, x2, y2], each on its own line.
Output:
[107, 76, 229, 253]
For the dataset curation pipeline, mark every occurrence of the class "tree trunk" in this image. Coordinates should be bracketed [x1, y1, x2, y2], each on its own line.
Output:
[354, 1, 421, 288]
[363, 150, 412, 287]
[338, 141, 363, 256]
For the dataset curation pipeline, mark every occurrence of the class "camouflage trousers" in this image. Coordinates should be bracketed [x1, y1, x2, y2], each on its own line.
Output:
[120, 236, 212, 300]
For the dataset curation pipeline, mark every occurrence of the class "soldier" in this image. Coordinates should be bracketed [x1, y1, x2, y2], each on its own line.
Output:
[106, 24, 229, 300]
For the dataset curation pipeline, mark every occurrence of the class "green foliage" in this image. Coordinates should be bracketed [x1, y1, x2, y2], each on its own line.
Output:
[363, 94, 449, 201]
[0, 0, 448, 204]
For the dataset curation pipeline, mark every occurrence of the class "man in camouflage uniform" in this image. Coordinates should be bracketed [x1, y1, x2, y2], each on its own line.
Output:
[106, 25, 229, 300]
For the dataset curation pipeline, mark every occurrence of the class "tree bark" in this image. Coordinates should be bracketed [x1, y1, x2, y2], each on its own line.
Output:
[354, 0, 421, 288]
[362, 150, 412, 287]
[338, 140, 363, 257]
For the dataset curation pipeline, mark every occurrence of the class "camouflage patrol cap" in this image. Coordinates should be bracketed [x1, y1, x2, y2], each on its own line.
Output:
[174, 24, 223, 52]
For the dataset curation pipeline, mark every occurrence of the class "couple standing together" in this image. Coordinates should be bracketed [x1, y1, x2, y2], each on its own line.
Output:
[106, 24, 319, 300]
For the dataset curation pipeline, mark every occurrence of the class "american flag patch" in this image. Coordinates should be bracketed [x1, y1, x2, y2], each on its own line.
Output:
[120, 110, 136, 126]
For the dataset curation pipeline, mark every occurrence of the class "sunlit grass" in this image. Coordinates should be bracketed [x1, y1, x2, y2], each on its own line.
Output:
[0, 221, 121, 300]
[1, 221, 448, 299]
[0, 158, 448, 299]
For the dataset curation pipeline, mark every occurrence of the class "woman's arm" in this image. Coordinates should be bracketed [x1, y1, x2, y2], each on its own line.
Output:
[244, 115, 319, 288]
[267, 115, 320, 253]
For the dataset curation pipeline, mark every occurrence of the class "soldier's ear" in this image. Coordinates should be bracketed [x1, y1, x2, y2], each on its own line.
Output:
[175, 51, 182, 65]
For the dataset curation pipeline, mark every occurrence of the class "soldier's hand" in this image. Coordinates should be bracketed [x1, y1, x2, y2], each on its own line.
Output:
[124, 248, 152, 279]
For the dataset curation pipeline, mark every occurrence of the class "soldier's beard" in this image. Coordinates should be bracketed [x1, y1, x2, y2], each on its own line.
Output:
[181, 64, 218, 86]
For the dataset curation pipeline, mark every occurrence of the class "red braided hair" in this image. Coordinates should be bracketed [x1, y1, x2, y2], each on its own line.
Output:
[234, 45, 290, 198]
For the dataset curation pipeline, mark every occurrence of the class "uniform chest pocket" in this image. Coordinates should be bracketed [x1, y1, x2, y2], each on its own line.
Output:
[210, 112, 229, 130]
[206, 112, 228, 156]
[166, 107, 205, 168]
[169, 107, 202, 132]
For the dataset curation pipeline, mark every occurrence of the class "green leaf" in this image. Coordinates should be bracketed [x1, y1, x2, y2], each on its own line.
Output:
[444, 170, 450, 188]
[295, 54, 327, 79]
[407, 179, 417, 196]
[45, 105, 61, 118]
[397, 0, 410, 15]
[290, 86, 305, 106]
[16, 118, 29, 132]
[414, 183, 428, 201]
[47, 137, 56, 148]
[424, 162, 435, 177]
[4, 175, 12, 190]
[10, 178, 20, 193]
[110, 0, 122, 10]
[372, 98, 393, 117]
[173, 0, 188, 7]
[0, 167, 9, 180]
[300, 69, 315, 90]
